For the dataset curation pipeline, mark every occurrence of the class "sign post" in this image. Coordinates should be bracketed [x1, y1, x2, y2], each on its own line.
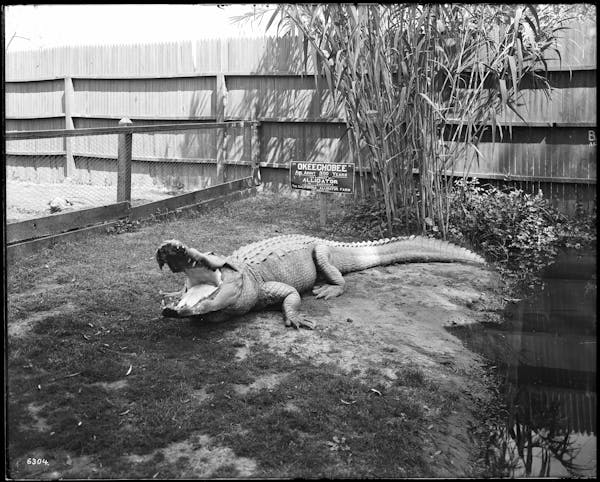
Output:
[290, 161, 355, 226]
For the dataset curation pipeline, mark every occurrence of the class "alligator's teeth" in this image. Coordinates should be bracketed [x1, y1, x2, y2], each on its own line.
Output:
[192, 261, 197, 267]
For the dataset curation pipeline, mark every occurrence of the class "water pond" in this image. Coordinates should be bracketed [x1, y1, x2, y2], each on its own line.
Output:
[451, 248, 596, 477]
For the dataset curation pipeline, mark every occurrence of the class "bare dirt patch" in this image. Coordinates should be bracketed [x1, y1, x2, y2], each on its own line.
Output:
[231, 372, 290, 395]
[91, 379, 129, 391]
[8, 301, 78, 338]
[125, 434, 257, 478]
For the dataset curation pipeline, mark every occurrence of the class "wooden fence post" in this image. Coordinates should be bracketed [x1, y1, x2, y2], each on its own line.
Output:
[216, 38, 229, 184]
[63, 76, 76, 178]
[117, 117, 133, 203]
[243, 120, 251, 168]
[244, 120, 260, 185]
[251, 121, 261, 185]
[319, 192, 329, 226]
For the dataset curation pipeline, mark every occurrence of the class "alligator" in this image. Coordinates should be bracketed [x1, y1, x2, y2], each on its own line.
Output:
[156, 234, 485, 329]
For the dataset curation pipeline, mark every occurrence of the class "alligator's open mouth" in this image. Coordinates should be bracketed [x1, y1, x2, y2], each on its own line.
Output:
[162, 266, 223, 315]
[157, 240, 241, 318]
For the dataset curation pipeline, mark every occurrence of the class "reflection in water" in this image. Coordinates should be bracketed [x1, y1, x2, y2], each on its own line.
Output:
[453, 249, 596, 477]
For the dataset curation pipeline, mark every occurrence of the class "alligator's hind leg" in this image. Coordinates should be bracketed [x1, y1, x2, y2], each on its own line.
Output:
[312, 245, 346, 300]
[260, 281, 316, 329]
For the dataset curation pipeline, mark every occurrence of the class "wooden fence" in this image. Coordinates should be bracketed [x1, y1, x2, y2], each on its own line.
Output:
[5, 22, 597, 213]
[5, 121, 259, 259]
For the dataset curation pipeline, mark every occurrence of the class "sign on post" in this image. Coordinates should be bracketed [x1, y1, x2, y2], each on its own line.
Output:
[290, 161, 355, 226]
[290, 161, 355, 193]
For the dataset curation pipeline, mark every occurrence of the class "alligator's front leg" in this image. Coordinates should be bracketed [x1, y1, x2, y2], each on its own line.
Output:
[259, 281, 316, 330]
[312, 244, 346, 300]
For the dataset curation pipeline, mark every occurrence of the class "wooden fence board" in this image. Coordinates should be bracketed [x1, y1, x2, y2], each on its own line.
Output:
[73, 77, 216, 118]
[128, 177, 254, 220]
[5, 79, 64, 118]
[5, 121, 246, 140]
[7, 202, 131, 244]
[6, 221, 123, 263]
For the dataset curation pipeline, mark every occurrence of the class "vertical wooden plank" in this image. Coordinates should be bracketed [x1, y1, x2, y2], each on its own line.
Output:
[117, 117, 133, 203]
[63, 77, 75, 178]
[243, 121, 252, 164]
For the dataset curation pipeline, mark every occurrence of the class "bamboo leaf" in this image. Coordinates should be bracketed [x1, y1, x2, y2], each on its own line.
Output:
[515, 37, 524, 72]
[513, 6, 523, 38]
[419, 93, 446, 121]
[507, 101, 528, 124]
[301, 34, 309, 72]
[498, 78, 508, 107]
[507, 55, 518, 97]
[525, 4, 540, 29]
[324, 62, 333, 92]
[523, 16, 538, 39]
[265, 8, 280, 33]
[349, 4, 359, 28]
[551, 47, 563, 69]
[489, 108, 496, 146]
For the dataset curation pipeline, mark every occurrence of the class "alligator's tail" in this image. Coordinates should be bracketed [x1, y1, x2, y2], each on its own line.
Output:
[328, 235, 485, 274]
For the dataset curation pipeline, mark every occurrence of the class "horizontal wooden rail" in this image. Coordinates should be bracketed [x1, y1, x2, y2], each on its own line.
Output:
[129, 177, 254, 220]
[71, 114, 219, 121]
[5, 113, 67, 120]
[5, 63, 596, 83]
[5, 71, 316, 82]
[7, 115, 595, 129]
[5, 121, 257, 141]
[7, 202, 131, 244]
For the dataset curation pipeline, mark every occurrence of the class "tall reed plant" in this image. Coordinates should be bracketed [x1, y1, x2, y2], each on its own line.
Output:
[237, 4, 579, 236]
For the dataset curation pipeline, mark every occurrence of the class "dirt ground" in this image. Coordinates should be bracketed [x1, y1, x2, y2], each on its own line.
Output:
[6, 192, 506, 479]
[6, 180, 176, 223]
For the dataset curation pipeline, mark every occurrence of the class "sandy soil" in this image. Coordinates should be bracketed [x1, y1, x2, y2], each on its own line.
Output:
[206, 260, 505, 477]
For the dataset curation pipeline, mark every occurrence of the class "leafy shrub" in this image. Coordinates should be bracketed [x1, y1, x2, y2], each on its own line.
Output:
[331, 195, 420, 239]
[448, 178, 596, 288]
[334, 178, 595, 291]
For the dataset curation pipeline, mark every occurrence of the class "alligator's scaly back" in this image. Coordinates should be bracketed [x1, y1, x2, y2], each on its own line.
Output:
[327, 235, 485, 274]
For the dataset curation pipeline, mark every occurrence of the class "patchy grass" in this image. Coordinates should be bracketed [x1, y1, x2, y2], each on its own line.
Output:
[7, 191, 499, 478]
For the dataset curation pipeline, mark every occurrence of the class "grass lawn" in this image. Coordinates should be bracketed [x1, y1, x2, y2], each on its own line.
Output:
[6, 191, 503, 478]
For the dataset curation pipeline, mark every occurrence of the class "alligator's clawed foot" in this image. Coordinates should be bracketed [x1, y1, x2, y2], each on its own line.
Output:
[312, 284, 344, 300]
[159, 288, 185, 297]
[285, 315, 316, 330]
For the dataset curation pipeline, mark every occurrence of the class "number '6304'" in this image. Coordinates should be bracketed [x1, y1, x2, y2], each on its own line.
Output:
[27, 458, 49, 465]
